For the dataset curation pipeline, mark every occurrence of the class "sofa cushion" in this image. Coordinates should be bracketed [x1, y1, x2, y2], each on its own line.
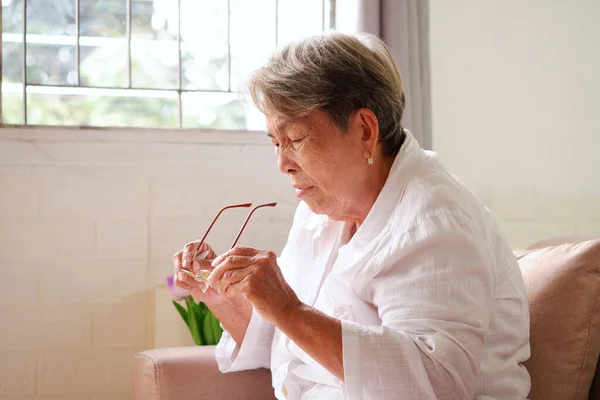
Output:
[131, 346, 275, 400]
[517, 239, 600, 400]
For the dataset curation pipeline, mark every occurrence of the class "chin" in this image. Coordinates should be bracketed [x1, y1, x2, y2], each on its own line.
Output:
[303, 199, 329, 216]
[303, 199, 341, 220]
[301, 191, 341, 219]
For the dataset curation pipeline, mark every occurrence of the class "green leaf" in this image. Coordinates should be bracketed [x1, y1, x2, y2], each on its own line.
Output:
[172, 300, 189, 329]
[188, 297, 208, 345]
[211, 312, 223, 343]
[193, 307, 206, 344]
[189, 298, 205, 318]
[186, 297, 204, 345]
[187, 305, 204, 346]
[203, 311, 216, 345]
[198, 301, 208, 314]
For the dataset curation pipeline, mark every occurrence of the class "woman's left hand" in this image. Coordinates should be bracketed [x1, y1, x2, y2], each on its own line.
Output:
[207, 246, 301, 324]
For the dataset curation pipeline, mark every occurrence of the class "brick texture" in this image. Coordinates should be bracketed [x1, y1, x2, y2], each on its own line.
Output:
[0, 175, 42, 218]
[39, 349, 139, 394]
[92, 302, 147, 348]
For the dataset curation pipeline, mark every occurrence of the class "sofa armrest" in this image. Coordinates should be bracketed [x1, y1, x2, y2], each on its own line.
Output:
[131, 345, 275, 400]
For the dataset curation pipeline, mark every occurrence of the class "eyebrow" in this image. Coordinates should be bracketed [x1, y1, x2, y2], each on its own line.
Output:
[266, 120, 290, 138]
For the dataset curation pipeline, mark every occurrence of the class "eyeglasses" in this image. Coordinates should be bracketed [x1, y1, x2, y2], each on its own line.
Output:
[180, 202, 277, 289]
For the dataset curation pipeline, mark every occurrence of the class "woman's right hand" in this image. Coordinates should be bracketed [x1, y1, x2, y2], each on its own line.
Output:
[173, 240, 248, 310]
[174, 240, 254, 345]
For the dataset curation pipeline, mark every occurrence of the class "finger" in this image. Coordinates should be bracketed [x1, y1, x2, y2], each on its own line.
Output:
[208, 255, 258, 289]
[192, 257, 213, 273]
[181, 241, 201, 270]
[174, 251, 194, 284]
[173, 250, 184, 279]
[195, 242, 217, 261]
[174, 273, 195, 291]
[173, 249, 183, 271]
[224, 274, 252, 298]
[174, 260, 201, 287]
[214, 265, 253, 295]
[181, 272, 201, 288]
[198, 249, 212, 260]
[211, 246, 260, 267]
[200, 242, 218, 260]
[176, 280, 194, 292]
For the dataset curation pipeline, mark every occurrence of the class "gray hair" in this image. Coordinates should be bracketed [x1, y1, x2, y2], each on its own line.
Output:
[247, 31, 406, 157]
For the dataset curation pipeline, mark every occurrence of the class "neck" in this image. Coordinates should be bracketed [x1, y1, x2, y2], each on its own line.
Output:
[342, 154, 396, 229]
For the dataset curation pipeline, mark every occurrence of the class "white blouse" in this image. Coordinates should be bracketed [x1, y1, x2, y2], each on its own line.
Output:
[215, 131, 531, 399]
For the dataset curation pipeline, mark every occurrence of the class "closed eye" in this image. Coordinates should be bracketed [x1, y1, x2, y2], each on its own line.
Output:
[266, 132, 279, 147]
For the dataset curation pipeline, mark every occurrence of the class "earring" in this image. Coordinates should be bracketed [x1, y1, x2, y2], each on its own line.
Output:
[363, 150, 373, 165]
[368, 157, 374, 165]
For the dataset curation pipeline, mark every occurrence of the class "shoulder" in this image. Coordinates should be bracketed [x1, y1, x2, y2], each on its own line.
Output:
[390, 153, 493, 243]
[374, 157, 502, 272]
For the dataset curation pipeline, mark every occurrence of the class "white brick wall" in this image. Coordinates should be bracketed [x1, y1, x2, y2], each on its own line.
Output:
[38, 349, 136, 393]
[92, 302, 147, 348]
[37, 259, 148, 304]
[0, 127, 295, 397]
[0, 219, 96, 260]
[43, 172, 149, 219]
[0, 175, 42, 218]
[96, 219, 148, 259]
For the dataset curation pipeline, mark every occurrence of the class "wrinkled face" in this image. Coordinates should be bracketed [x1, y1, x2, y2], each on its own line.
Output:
[267, 109, 369, 220]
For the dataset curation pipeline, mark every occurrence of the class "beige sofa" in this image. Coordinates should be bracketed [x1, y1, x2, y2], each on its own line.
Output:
[132, 238, 600, 400]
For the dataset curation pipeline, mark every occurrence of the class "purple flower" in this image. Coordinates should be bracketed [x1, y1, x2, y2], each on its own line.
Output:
[166, 274, 190, 300]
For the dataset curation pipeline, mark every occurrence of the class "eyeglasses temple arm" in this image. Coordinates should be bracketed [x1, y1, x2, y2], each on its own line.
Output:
[230, 202, 278, 249]
[196, 202, 252, 251]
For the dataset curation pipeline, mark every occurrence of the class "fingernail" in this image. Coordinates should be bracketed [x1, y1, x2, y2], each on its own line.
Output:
[177, 271, 185, 281]
[192, 260, 200, 271]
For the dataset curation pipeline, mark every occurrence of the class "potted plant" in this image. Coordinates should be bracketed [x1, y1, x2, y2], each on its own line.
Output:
[166, 275, 223, 345]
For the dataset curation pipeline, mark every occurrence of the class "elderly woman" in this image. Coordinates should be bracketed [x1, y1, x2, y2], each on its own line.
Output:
[174, 32, 530, 399]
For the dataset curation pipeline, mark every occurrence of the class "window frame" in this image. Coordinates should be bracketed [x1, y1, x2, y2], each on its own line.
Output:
[0, 0, 336, 129]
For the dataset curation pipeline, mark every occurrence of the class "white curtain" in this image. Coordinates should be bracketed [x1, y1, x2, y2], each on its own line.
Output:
[336, 0, 432, 149]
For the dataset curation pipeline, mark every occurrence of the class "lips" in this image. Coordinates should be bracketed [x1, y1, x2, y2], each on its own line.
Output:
[292, 184, 314, 197]
[292, 184, 312, 190]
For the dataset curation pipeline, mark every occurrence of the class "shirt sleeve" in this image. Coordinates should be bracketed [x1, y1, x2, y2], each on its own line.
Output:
[215, 202, 306, 374]
[215, 307, 275, 372]
[342, 214, 495, 399]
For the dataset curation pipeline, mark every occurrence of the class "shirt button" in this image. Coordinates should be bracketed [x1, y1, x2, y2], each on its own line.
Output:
[282, 385, 288, 397]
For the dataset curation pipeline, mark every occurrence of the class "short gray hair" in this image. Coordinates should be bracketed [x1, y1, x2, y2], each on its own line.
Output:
[247, 31, 406, 156]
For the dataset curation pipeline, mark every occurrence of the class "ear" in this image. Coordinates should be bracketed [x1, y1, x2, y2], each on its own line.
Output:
[350, 108, 379, 158]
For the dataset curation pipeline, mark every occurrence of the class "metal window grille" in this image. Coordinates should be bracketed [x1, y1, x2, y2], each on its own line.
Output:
[0, 0, 336, 128]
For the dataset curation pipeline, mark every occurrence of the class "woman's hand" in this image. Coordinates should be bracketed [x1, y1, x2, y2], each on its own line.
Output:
[208, 245, 344, 380]
[173, 241, 247, 310]
[207, 246, 301, 324]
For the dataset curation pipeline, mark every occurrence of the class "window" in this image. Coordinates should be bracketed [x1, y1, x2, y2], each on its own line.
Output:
[1, 0, 336, 130]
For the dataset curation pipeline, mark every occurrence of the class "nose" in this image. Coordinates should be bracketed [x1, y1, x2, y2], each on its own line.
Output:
[277, 148, 298, 175]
